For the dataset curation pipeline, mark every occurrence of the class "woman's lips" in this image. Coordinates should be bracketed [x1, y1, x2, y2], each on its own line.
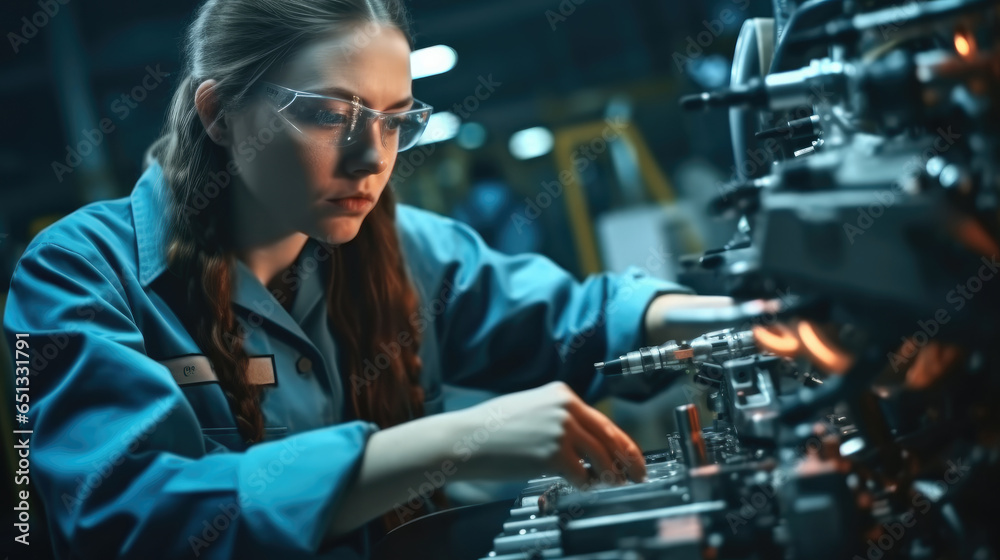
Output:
[324, 196, 373, 213]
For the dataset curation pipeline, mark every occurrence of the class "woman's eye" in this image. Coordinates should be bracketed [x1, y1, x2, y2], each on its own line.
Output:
[286, 101, 350, 128]
[384, 116, 404, 131]
[311, 110, 349, 127]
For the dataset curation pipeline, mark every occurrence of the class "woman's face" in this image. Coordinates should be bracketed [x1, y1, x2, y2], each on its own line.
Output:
[227, 23, 413, 245]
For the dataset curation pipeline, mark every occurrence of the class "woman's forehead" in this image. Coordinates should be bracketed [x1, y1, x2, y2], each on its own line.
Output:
[275, 24, 412, 107]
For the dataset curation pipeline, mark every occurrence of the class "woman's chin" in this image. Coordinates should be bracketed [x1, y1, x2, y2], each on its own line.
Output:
[316, 216, 364, 245]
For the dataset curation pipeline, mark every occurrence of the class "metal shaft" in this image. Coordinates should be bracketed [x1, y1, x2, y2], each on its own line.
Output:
[674, 404, 708, 468]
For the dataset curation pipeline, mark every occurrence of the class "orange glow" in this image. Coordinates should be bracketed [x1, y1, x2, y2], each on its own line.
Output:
[753, 324, 800, 356]
[951, 217, 1000, 258]
[797, 321, 853, 373]
[906, 341, 963, 389]
[954, 31, 975, 57]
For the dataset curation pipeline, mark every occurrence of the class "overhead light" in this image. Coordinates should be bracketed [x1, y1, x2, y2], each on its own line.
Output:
[416, 112, 461, 146]
[509, 126, 554, 160]
[839, 437, 865, 457]
[456, 122, 487, 150]
[411, 45, 457, 79]
[684, 54, 730, 89]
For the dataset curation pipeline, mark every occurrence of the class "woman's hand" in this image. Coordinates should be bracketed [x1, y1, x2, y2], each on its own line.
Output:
[325, 382, 645, 541]
[644, 294, 736, 344]
[452, 381, 647, 487]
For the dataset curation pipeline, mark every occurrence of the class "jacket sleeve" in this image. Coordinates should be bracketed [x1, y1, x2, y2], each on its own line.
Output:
[3, 242, 377, 559]
[399, 208, 694, 402]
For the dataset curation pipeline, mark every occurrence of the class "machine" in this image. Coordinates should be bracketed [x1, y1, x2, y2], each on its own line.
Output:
[479, 0, 1000, 557]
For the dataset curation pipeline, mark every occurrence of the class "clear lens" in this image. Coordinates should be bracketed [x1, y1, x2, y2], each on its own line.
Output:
[389, 107, 432, 151]
[262, 83, 432, 153]
[282, 96, 358, 144]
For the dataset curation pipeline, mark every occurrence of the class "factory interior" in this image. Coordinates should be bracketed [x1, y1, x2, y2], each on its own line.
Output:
[2, 0, 1000, 558]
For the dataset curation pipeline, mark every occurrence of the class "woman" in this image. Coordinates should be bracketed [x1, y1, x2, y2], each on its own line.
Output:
[3, 0, 727, 557]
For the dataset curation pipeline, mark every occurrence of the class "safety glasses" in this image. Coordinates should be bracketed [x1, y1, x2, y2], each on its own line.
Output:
[260, 81, 433, 152]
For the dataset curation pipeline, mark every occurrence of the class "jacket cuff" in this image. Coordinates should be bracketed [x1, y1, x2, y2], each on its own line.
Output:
[237, 420, 380, 553]
[604, 266, 694, 363]
[584, 268, 694, 402]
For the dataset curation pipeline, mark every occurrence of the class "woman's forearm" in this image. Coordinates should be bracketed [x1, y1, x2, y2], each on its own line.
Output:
[321, 380, 648, 548]
[322, 410, 467, 543]
[644, 294, 735, 345]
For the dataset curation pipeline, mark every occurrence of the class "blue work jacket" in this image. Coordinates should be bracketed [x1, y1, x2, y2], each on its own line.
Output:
[3, 160, 689, 559]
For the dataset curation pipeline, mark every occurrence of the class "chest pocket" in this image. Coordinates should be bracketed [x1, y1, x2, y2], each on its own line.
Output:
[158, 354, 286, 450]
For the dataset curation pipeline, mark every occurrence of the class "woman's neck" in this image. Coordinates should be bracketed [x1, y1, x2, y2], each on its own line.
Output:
[230, 177, 309, 289]
[236, 235, 308, 289]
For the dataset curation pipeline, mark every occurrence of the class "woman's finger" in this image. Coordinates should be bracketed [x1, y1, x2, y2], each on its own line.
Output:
[567, 398, 647, 483]
[565, 416, 622, 485]
[556, 444, 591, 488]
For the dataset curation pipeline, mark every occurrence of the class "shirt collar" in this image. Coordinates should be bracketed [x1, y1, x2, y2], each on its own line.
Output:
[131, 160, 173, 287]
[130, 161, 326, 345]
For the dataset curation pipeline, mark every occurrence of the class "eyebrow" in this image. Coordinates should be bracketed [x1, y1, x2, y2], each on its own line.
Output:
[315, 86, 414, 111]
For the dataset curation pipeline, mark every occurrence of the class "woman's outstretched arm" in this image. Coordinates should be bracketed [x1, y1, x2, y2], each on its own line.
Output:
[324, 381, 647, 542]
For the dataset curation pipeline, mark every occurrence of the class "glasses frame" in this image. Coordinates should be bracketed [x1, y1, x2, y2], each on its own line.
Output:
[259, 81, 434, 152]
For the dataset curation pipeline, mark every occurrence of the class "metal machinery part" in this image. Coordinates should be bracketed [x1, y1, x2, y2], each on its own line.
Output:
[480, 0, 1000, 557]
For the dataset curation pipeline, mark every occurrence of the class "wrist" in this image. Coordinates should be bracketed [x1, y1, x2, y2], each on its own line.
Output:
[428, 407, 485, 479]
[644, 294, 735, 344]
[379, 410, 464, 471]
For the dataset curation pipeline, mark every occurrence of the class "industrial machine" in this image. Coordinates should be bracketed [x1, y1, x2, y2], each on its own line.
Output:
[478, 0, 1000, 557]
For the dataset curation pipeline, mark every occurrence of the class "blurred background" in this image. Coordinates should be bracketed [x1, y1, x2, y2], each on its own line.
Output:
[0, 0, 770, 452]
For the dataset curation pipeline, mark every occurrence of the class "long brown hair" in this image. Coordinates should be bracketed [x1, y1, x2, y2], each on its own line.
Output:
[146, 0, 436, 531]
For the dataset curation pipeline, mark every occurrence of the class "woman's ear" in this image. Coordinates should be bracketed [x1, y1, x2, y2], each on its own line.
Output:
[194, 79, 232, 147]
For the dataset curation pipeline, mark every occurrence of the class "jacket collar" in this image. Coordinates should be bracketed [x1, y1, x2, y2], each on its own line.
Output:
[130, 160, 324, 346]
[131, 160, 172, 288]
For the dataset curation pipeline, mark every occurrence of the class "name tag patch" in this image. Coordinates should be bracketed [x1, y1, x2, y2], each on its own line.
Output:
[160, 354, 277, 387]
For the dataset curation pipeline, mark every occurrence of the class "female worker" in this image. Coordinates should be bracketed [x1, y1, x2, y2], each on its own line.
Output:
[3, 0, 727, 557]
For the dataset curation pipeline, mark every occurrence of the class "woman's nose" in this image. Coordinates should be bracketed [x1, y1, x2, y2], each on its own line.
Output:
[342, 123, 388, 176]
